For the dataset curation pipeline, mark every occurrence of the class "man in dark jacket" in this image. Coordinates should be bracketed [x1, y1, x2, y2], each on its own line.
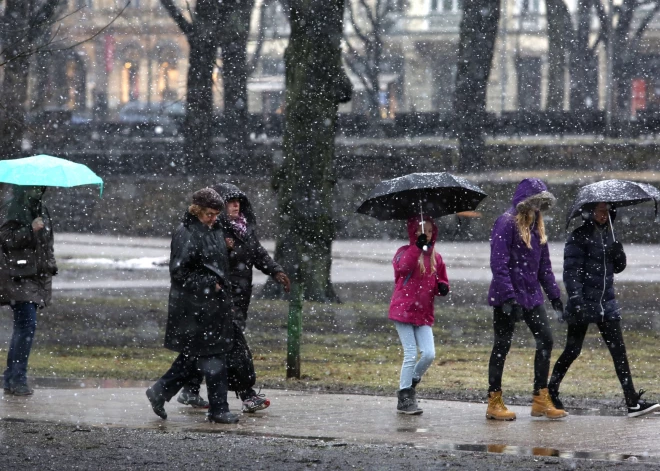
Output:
[177, 183, 290, 413]
[0, 186, 57, 396]
[146, 188, 239, 424]
[548, 202, 660, 417]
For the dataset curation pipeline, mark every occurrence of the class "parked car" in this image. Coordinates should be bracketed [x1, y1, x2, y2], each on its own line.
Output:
[118, 101, 185, 125]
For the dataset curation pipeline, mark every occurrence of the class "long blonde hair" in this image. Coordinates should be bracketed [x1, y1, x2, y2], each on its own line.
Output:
[417, 247, 437, 275]
[515, 210, 547, 248]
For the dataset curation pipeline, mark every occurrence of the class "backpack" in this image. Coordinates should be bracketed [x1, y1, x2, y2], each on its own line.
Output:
[227, 323, 256, 392]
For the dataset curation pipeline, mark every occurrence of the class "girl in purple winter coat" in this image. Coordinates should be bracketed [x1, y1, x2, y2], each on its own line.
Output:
[485, 178, 567, 421]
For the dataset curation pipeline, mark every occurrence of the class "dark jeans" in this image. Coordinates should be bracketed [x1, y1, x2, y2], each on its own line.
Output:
[153, 352, 230, 414]
[3, 302, 37, 389]
[549, 320, 636, 405]
[488, 305, 554, 393]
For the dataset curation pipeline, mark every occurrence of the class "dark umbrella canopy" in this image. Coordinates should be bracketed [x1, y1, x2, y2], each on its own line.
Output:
[566, 179, 660, 228]
[355, 172, 488, 221]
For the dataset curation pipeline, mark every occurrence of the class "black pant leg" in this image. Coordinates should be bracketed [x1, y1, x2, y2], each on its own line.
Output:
[488, 307, 516, 393]
[548, 323, 589, 393]
[598, 320, 637, 404]
[155, 353, 198, 402]
[198, 354, 230, 415]
[182, 361, 204, 396]
[522, 305, 554, 391]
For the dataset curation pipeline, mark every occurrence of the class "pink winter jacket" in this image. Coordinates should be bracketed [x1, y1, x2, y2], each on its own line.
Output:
[388, 216, 450, 326]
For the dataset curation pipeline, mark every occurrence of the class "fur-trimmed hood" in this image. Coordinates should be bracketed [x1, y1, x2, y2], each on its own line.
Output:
[512, 178, 556, 213]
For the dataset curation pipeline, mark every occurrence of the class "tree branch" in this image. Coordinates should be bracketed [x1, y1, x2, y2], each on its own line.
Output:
[160, 0, 194, 36]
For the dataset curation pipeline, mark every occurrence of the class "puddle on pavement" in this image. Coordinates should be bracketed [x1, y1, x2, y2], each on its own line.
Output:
[428, 443, 657, 463]
[31, 377, 152, 389]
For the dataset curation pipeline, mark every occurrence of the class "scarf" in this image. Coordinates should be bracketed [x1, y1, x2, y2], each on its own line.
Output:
[229, 214, 248, 237]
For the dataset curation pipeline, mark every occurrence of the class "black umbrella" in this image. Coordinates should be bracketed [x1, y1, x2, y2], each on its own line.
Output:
[566, 179, 660, 234]
[355, 172, 488, 221]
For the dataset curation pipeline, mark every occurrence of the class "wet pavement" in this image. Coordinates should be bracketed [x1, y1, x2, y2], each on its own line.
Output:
[2, 383, 660, 463]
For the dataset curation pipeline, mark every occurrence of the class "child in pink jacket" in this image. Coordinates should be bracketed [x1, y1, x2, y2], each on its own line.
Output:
[389, 215, 449, 415]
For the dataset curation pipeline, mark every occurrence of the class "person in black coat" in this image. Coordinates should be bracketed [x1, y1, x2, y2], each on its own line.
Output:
[146, 188, 239, 424]
[548, 202, 660, 417]
[177, 183, 290, 413]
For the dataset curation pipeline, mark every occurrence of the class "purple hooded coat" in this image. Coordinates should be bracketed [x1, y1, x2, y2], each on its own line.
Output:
[487, 178, 561, 310]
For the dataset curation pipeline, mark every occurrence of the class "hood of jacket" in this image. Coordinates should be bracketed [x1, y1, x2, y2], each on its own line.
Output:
[512, 178, 556, 214]
[212, 183, 256, 227]
[2, 186, 44, 226]
[406, 215, 438, 246]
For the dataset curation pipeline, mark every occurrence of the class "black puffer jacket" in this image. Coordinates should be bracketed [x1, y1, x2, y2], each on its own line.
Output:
[563, 218, 626, 324]
[213, 184, 283, 327]
[164, 211, 234, 356]
[0, 188, 56, 307]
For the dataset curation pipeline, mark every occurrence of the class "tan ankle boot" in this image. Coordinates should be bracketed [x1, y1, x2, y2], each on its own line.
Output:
[486, 391, 516, 421]
[531, 388, 568, 419]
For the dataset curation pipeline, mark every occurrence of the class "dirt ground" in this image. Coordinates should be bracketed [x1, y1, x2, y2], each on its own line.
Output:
[1, 419, 657, 471]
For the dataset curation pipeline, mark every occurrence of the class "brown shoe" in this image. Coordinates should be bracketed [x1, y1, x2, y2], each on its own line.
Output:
[486, 391, 516, 421]
[531, 388, 568, 419]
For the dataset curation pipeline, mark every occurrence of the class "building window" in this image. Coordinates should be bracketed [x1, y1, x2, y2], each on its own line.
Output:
[517, 0, 541, 14]
[430, 0, 461, 13]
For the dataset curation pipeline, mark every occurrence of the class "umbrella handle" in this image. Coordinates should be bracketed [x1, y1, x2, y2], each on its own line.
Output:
[608, 211, 616, 242]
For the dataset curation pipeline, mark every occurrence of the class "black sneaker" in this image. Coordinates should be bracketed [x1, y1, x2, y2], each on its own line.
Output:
[146, 387, 167, 419]
[241, 393, 270, 413]
[208, 411, 240, 424]
[627, 390, 660, 418]
[177, 391, 209, 408]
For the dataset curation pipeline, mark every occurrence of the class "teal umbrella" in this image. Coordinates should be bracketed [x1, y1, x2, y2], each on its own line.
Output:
[0, 154, 103, 195]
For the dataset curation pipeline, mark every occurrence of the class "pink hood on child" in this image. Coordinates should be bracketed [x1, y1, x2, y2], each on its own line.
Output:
[388, 216, 449, 326]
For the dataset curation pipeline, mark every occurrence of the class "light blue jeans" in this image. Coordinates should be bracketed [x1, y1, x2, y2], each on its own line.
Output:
[393, 321, 435, 390]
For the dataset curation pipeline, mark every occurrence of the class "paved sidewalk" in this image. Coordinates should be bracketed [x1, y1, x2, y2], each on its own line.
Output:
[2, 385, 659, 462]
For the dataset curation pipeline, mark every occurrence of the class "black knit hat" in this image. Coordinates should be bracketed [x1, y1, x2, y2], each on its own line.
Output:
[192, 187, 224, 211]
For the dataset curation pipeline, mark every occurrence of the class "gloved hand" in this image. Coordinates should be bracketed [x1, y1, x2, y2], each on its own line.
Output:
[551, 298, 564, 322]
[606, 240, 624, 260]
[415, 234, 428, 250]
[551, 298, 564, 314]
[437, 282, 449, 296]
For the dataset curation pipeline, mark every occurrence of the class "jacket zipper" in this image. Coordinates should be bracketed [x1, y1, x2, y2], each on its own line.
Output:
[599, 230, 606, 320]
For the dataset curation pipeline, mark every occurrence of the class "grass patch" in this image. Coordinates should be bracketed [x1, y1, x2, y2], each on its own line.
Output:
[20, 294, 660, 406]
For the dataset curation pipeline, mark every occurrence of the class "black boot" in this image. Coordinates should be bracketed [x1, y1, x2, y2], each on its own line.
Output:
[208, 411, 240, 424]
[146, 384, 167, 419]
[397, 387, 422, 415]
[411, 377, 421, 389]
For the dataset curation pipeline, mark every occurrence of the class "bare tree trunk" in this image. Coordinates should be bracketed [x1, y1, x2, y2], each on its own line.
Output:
[271, 0, 351, 302]
[569, 0, 598, 111]
[545, 0, 571, 111]
[0, 0, 61, 160]
[184, 35, 217, 167]
[219, 0, 255, 167]
[453, 0, 500, 173]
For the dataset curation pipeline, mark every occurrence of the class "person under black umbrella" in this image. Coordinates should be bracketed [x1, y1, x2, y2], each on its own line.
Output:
[548, 202, 660, 417]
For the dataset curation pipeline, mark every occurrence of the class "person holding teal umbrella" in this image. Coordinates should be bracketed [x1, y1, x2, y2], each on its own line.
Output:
[0, 185, 57, 396]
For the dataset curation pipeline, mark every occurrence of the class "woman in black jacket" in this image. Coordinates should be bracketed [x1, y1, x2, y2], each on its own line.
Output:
[178, 184, 290, 413]
[146, 188, 239, 424]
[548, 202, 659, 417]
